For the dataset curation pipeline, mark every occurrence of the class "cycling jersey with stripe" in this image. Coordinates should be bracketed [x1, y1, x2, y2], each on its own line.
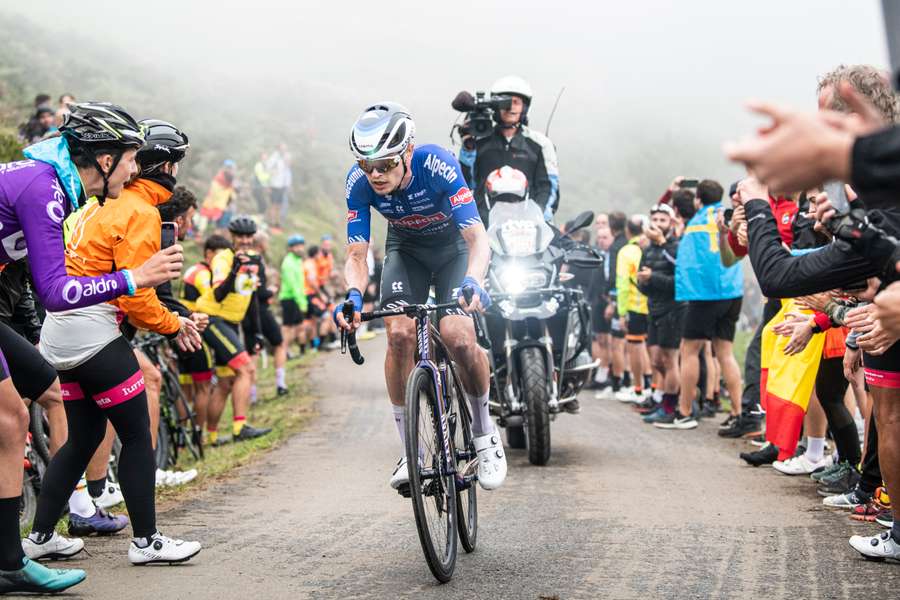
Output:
[345, 144, 482, 246]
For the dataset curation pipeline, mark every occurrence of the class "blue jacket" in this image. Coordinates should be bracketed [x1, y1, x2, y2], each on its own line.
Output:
[675, 203, 743, 301]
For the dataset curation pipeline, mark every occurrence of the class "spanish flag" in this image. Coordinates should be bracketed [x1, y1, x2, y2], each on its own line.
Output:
[760, 299, 825, 460]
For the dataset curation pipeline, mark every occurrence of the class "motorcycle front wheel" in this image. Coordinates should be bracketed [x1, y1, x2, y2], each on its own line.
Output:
[519, 347, 551, 465]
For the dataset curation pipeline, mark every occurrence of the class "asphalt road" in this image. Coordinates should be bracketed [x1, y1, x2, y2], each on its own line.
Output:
[69, 336, 900, 599]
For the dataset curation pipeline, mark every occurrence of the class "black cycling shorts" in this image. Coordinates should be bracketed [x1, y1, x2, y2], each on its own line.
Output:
[626, 311, 648, 342]
[682, 298, 742, 342]
[202, 317, 251, 372]
[281, 299, 304, 326]
[380, 238, 469, 320]
[647, 306, 685, 350]
[307, 294, 326, 319]
[176, 342, 213, 385]
[242, 306, 284, 355]
[0, 321, 55, 400]
[610, 314, 625, 339]
[592, 299, 610, 334]
[864, 342, 900, 389]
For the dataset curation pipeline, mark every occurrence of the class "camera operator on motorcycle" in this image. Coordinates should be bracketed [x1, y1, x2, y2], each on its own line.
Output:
[335, 102, 507, 492]
[458, 76, 560, 226]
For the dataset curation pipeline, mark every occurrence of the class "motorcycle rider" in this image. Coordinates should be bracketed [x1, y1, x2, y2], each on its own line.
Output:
[459, 76, 560, 226]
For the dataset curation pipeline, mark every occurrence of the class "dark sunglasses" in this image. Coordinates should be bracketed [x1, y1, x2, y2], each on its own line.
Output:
[357, 155, 402, 174]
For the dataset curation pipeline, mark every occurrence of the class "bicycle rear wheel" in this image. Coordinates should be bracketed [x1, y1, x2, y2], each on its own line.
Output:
[405, 367, 457, 583]
[165, 373, 203, 461]
[447, 363, 477, 553]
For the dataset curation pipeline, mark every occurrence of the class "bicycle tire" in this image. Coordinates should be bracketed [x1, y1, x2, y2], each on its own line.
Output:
[155, 415, 171, 470]
[164, 372, 203, 462]
[28, 402, 51, 466]
[405, 366, 457, 583]
[447, 362, 477, 553]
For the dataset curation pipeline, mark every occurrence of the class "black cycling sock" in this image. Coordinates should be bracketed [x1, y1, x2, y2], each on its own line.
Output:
[611, 375, 622, 392]
[0, 496, 25, 570]
[299, 343, 306, 355]
[327, 333, 336, 344]
[87, 476, 107, 499]
[622, 371, 632, 388]
[892, 520, 900, 543]
[643, 374, 652, 390]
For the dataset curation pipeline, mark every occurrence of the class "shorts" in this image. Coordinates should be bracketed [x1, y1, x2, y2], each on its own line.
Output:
[625, 311, 648, 342]
[592, 299, 610, 334]
[0, 321, 56, 400]
[281, 299, 304, 326]
[242, 306, 284, 355]
[610, 314, 625, 339]
[682, 298, 742, 342]
[60, 336, 145, 410]
[202, 317, 252, 376]
[647, 306, 685, 350]
[270, 187, 288, 206]
[379, 238, 469, 320]
[307, 295, 326, 319]
[863, 342, 900, 389]
[176, 342, 213, 385]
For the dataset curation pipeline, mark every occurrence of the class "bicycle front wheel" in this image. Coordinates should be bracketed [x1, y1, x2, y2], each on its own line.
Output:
[405, 367, 457, 583]
[448, 363, 477, 553]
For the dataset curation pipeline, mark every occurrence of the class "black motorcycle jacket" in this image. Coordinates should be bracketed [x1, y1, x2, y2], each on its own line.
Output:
[459, 125, 559, 226]
[636, 236, 683, 316]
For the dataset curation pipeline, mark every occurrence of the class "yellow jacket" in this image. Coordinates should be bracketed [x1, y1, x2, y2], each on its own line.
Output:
[616, 237, 649, 316]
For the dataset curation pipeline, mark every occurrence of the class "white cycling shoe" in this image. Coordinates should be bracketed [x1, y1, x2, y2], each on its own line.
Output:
[129, 532, 201, 565]
[849, 531, 900, 561]
[94, 481, 125, 509]
[389, 457, 409, 490]
[22, 533, 84, 561]
[474, 429, 507, 490]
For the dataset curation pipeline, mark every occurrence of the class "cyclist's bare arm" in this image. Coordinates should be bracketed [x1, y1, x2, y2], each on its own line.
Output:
[460, 223, 490, 284]
[337, 241, 370, 331]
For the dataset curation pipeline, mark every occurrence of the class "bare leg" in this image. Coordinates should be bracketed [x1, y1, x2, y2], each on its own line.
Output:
[85, 423, 116, 481]
[712, 339, 742, 416]
[35, 379, 67, 455]
[678, 339, 704, 416]
[384, 315, 416, 406]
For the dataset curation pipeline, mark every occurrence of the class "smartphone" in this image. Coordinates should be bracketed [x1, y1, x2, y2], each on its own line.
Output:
[679, 179, 700, 188]
[823, 180, 851, 216]
[161, 222, 178, 249]
[723, 208, 734, 226]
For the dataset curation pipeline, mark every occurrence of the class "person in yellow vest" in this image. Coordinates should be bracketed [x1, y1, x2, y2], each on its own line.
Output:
[615, 216, 651, 403]
[194, 216, 271, 444]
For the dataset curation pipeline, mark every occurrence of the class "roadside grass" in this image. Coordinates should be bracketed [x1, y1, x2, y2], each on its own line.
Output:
[31, 351, 319, 536]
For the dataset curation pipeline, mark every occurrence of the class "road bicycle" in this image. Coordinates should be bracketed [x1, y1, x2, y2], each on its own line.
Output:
[340, 298, 478, 583]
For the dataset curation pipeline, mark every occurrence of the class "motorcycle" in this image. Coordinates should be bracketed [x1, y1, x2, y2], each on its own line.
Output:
[477, 200, 602, 465]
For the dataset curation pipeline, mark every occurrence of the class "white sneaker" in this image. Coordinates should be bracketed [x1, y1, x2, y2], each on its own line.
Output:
[155, 468, 198, 488]
[773, 453, 833, 476]
[593, 387, 614, 400]
[94, 481, 125, 509]
[615, 388, 643, 404]
[22, 532, 84, 560]
[128, 532, 201, 565]
[389, 457, 409, 490]
[823, 489, 866, 509]
[849, 531, 900, 561]
[473, 429, 507, 490]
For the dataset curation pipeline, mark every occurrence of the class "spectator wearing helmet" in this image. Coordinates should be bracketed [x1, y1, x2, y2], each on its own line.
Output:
[458, 75, 560, 226]
[280, 234, 310, 355]
[195, 215, 272, 444]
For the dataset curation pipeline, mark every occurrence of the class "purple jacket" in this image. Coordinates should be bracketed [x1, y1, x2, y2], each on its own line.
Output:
[0, 159, 130, 311]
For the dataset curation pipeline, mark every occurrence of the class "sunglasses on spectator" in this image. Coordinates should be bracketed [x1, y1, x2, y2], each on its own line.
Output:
[357, 155, 402, 174]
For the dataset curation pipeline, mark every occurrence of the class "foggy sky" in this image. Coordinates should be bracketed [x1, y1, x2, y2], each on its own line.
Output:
[2, 0, 890, 203]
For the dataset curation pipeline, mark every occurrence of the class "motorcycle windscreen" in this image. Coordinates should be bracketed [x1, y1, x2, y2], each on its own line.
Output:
[487, 199, 554, 257]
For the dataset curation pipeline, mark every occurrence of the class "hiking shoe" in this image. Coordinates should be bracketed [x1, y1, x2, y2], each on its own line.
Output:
[0, 558, 85, 594]
[129, 532, 201, 565]
[849, 531, 900, 562]
[22, 532, 84, 560]
[653, 412, 698, 430]
[823, 488, 869, 509]
[68, 508, 129, 536]
[817, 468, 861, 497]
[740, 443, 778, 467]
[718, 416, 764, 439]
[811, 461, 845, 482]
[643, 407, 671, 424]
[773, 453, 833, 476]
[819, 461, 853, 485]
[233, 424, 272, 441]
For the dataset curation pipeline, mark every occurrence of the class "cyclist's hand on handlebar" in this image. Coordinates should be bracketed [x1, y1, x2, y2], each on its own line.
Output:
[133, 245, 184, 288]
[457, 276, 491, 314]
[175, 316, 202, 352]
[334, 288, 363, 332]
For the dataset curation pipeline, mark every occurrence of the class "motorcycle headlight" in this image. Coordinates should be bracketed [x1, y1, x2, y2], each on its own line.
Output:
[498, 220, 539, 256]
[498, 265, 548, 294]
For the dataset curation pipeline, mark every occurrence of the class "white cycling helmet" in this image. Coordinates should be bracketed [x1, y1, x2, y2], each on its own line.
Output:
[486, 166, 529, 203]
[490, 75, 534, 104]
[349, 101, 416, 160]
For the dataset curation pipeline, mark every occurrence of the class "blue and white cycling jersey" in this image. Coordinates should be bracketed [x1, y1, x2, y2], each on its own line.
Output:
[345, 144, 482, 246]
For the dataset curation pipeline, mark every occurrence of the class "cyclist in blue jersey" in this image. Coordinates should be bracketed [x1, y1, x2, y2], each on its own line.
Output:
[335, 102, 507, 491]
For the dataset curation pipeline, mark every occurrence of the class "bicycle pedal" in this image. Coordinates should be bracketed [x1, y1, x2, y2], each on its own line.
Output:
[396, 483, 412, 498]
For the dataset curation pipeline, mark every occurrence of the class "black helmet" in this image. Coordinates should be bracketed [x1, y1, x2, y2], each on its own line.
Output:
[60, 102, 145, 204]
[137, 119, 189, 176]
[228, 215, 257, 235]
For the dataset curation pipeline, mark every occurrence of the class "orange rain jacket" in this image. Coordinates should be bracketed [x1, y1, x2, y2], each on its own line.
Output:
[65, 178, 180, 335]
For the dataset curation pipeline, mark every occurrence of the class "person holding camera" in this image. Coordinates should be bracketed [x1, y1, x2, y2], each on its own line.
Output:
[458, 76, 560, 226]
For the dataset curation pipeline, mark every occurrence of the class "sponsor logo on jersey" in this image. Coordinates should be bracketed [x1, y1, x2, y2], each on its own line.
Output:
[0, 160, 36, 174]
[390, 212, 448, 230]
[449, 187, 474, 207]
[345, 167, 365, 199]
[422, 153, 458, 184]
[46, 178, 66, 224]
[62, 277, 118, 305]
[347, 209, 358, 222]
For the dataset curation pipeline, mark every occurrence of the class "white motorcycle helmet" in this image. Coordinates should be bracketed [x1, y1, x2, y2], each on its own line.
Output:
[486, 166, 529, 204]
[490, 75, 534, 105]
[348, 101, 416, 160]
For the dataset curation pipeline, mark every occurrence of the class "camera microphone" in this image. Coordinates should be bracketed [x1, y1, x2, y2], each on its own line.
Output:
[451, 91, 476, 112]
